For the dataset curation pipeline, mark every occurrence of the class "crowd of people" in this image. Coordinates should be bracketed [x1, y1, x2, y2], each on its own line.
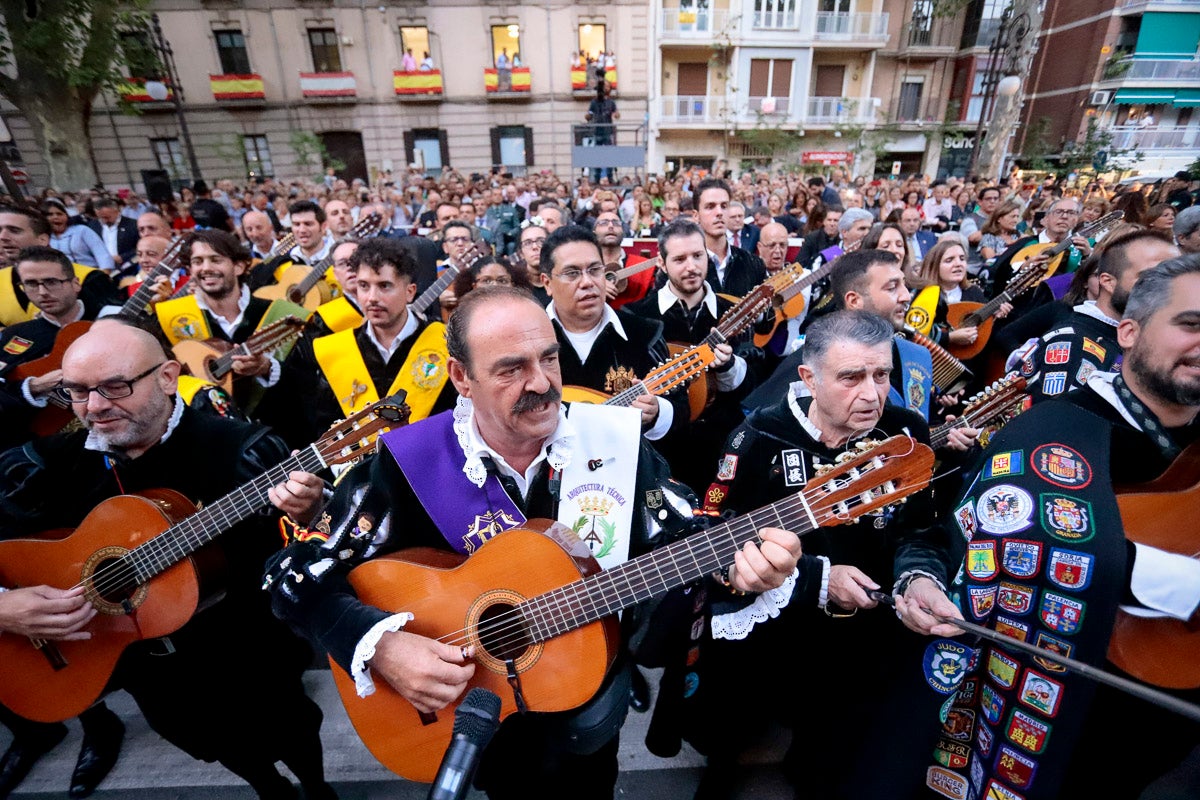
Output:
[0, 159, 1198, 800]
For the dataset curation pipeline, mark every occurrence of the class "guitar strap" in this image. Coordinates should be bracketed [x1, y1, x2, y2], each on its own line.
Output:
[312, 322, 449, 420]
[315, 296, 364, 334]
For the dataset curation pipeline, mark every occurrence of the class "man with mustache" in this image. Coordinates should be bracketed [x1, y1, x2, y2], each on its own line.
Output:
[0, 319, 335, 800]
[902, 254, 1200, 800]
[263, 286, 802, 799]
[261, 236, 456, 449]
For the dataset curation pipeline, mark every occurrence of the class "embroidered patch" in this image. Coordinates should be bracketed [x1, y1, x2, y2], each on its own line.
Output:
[924, 639, 973, 694]
[1075, 360, 1097, 385]
[976, 485, 1035, 535]
[1001, 540, 1043, 579]
[994, 747, 1037, 793]
[1041, 371, 1068, 396]
[1032, 632, 1073, 673]
[1039, 590, 1085, 635]
[1019, 669, 1064, 717]
[731, 430, 745, 450]
[907, 366, 928, 412]
[604, 365, 639, 393]
[987, 648, 1020, 689]
[1031, 444, 1092, 489]
[969, 584, 998, 619]
[682, 671, 699, 698]
[1040, 494, 1094, 542]
[1006, 708, 1051, 755]
[1082, 337, 1106, 361]
[206, 387, 230, 417]
[1047, 548, 1094, 591]
[686, 646, 700, 666]
[1043, 342, 1071, 365]
[716, 454, 738, 481]
[967, 541, 998, 580]
[970, 754, 986, 796]
[703, 483, 726, 512]
[645, 489, 663, 509]
[983, 451, 1024, 480]
[2, 336, 32, 355]
[994, 616, 1030, 642]
[944, 707, 976, 742]
[906, 305, 931, 331]
[1020, 354, 1036, 377]
[978, 722, 995, 758]
[781, 449, 807, 487]
[997, 581, 1035, 616]
[981, 682, 1005, 726]
[411, 349, 446, 389]
[926, 766, 969, 799]
[956, 677, 979, 704]
[168, 313, 203, 342]
[935, 738, 971, 769]
[955, 501, 979, 540]
[689, 617, 705, 641]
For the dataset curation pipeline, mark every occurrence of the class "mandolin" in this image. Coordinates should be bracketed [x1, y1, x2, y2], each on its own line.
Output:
[0, 392, 411, 724]
[928, 374, 1027, 450]
[172, 315, 306, 393]
[329, 434, 935, 782]
[254, 213, 383, 311]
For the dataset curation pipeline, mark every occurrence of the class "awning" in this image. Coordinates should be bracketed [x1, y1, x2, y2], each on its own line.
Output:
[1114, 88, 1176, 103]
[1175, 88, 1200, 106]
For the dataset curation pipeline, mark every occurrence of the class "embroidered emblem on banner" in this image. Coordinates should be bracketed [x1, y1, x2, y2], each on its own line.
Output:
[716, 454, 738, 481]
[168, 314, 203, 342]
[1006, 709, 1051, 755]
[1001, 540, 1043, 579]
[994, 747, 1038, 792]
[1031, 444, 1092, 489]
[981, 682, 1005, 726]
[926, 766, 969, 800]
[956, 501, 979, 540]
[781, 449, 807, 487]
[969, 584, 997, 619]
[967, 541, 998, 580]
[569, 492, 621, 559]
[983, 451, 1023, 480]
[1040, 494, 1094, 542]
[1019, 669, 1064, 717]
[987, 648, 1020, 689]
[924, 639, 973, 694]
[465, 509, 521, 554]
[1039, 590, 1085, 635]
[410, 350, 445, 389]
[1042, 371, 1067, 396]
[1047, 548, 1094, 591]
[907, 366, 927, 412]
[977, 485, 1034, 535]
[1043, 342, 1071, 365]
[1032, 632, 1073, 673]
[1082, 337, 1106, 361]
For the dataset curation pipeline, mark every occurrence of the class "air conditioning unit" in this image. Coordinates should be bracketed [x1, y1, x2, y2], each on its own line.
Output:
[1091, 90, 1112, 106]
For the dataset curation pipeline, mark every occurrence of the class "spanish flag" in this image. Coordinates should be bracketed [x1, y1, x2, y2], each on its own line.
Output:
[209, 74, 266, 100]
[484, 67, 532, 92]
[570, 68, 618, 90]
[393, 70, 444, 95]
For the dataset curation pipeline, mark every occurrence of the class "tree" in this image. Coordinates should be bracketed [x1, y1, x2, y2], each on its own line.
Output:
[0, 1, 151, 190]
[288, 131, 345, 181]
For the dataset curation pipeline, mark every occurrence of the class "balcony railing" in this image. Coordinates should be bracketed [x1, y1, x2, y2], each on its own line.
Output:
[806, 96, 878, 124]
[748, 96, 791, 115]
[571, 66, 618, 91]
[1104, 125, 1200, 151]
[814, 12, 890, 41]
[484, 67, 531, 93]
[299, 72, 357, 99]
[753, 8, 799, 29]
[1115, 58, 1200, 82]
[209, 73, 265, 101]
[660, 7, 729, 37]
[393, 70, 443, 97]
[658, 95, 729, 123]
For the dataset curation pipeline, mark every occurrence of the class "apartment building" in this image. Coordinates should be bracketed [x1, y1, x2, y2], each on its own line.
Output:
[1, 0, 652, 190]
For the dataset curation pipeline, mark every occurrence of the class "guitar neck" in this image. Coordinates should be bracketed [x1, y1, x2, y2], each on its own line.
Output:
[776, 256, 838, 302]
[117, 261, 175, 321]
[125, 446, 326, 583]
[413, 264, 461, 316]
[210, 319, 303, 379]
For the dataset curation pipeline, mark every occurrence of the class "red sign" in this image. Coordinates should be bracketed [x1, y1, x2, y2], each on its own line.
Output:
[9, 168, 27, 185]
[801, 151, 853, 165]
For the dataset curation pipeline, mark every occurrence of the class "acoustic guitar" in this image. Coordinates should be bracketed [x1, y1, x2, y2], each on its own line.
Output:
[0, 392, 411, 724]
[928, 374, 1027, 450]
[253, 213, 383, 311]
[411, 243, 488, 322]
[946, 210, 1125, 360]
[604, 255, 658, 295]
[330, 434, 935, 782]
[115, 236, 189, 322]
[752, 238, 862, 349]
[8, 321, 94, 437]
[172, 315, 306, 394]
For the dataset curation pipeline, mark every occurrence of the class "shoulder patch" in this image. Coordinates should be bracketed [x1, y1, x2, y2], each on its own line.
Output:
[976, 484, 1035, 535]
[1030, 444, 1092, 489]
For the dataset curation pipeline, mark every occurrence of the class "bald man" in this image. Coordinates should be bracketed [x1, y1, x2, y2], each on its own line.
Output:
[755, 221, 790, 275]
[136, 210, 173, 242]
[241, 210, 278, 261]
[0, 320, 337, 799]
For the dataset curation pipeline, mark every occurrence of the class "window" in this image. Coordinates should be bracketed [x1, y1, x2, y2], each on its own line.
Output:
[243, 134, 274, 178]
[909, 0, 934, 47]
[404, 128, 449, 175]
[491, 24, 522, 69]
[400, 26, 431, 68]
[754, 0, 797, 29]
[577, 23, 606, 63]
[819, 0, 850, 12]
[491, 126, 534, 175]
[150, 138, 186, 179]
[214, 29, 251, 74]
[748, 58, 793, 113]
[120, 31, 160, 79]
[897, 79, 924, 121]
[308, 28, 342, 73]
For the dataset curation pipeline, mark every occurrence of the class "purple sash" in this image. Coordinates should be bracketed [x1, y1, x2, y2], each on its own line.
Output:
[819, 244, 844, 264]
[381, 411, 526, 555]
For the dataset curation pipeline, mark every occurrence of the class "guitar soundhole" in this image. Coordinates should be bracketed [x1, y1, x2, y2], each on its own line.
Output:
[92, 557, 139, 604]
[83, 546, 149, 616]
[477, 603, 533, 662]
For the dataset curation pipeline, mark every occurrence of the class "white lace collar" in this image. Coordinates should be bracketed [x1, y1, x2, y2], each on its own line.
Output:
[451, 395, 574, 489]
[1073, 300, 1120, 328]
[787, 389, 824, 442]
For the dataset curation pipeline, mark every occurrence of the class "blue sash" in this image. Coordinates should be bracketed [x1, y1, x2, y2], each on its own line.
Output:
[381, 411, 526, 555]
[889, 337, 933, 419]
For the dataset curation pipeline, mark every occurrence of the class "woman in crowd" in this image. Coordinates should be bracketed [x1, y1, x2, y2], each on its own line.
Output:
[42, 198, 111, 270]
[978, 200, 1023, 262]
[915, 238, 1008, 347]
[630, 197, 661, 238]
[861, 221, 912, 276]
[1145, 203, 1176, 233]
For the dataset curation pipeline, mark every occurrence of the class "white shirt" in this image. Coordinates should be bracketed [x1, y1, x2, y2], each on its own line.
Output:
[194, 285, 281, 386]
[654, 284, 746, 393]
[707, 246, 731, 287]
[100, 222, 119, 257]
[364, 311, 419, 363]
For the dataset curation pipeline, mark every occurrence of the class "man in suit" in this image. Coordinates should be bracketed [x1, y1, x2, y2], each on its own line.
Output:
[726, 200, 758, 253]
[86, 197, 138, 272]
[899, 206, 937, 265]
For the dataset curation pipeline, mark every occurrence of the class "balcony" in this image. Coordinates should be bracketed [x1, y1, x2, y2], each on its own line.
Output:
[209, 74, 265, 102]
[484, 67, 531, 95]
[572, 66, 618, 93]
[752, 8, 799, 30]
[805, 96, 879, 125]
[813, 12, 890, 44]
[1104, 125, 1200, 151]
[393, 69, 443, 99]
[299, 72, 357, 101]
[660, 7, 730, 40]
[1106, 58, 1200, 84]
[747, 96, 792, 116]
[658, 95, 730, 125]
[118, 77, 172, 104]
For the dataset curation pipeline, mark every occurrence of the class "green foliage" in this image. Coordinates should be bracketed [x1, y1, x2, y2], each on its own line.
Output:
[1188, 154, 1200, 177]
[1021, 116, 1056, 172]
[1059, 118, 1142, 175]
[289, 131, 346, 180]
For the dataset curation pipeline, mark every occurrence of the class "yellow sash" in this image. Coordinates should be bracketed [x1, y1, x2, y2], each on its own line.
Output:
[176, 374, 216, 405]
[156, 295, 213, 345]
[313, 322, 449, 421]
[905, 285, 940, 336]
[0, 264, 97, 327]
[316, 296, 363, 334]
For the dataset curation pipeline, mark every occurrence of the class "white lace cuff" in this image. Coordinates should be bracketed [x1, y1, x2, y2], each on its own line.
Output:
[710, 568, 799, 641]
[351, 611, 414, 698]
[816, 555, 831, 609]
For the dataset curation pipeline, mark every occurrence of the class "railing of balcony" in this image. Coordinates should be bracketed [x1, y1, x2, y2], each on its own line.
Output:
[806, 96, 877, 124]
[1105, 125, 1200, 150]
[660, 7, 730, 36]
[748, 96, 791, 115]
[1119, 0, 1200, 10]
[753, 7, 799, 29]
[659, 95, 729, 123]
[814, 12, 890, 39]
[1121, 58, 1200, 81]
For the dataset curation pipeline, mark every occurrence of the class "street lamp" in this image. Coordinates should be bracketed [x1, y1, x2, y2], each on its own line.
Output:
[967, 5, 1031, 179]
[147, 13, 203, 186]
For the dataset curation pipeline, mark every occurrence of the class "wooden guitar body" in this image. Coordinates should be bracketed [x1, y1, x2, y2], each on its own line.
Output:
[668, 341, 713, 421]
[330, 521, 617, 783]
[172, 338, 233, 393]
[10, 321, 93, 437]
[253, 264, 333, 311]
[0, 489, 205, 722]
[945, 301, 996, 361]
[1110, 443, 1200, 689]
[561, 385, 614, 405]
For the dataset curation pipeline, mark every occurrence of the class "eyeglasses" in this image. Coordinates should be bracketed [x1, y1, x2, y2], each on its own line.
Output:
[595, 219, 622, 228]
[551, 265, 605, 283]
[521, 238, 546, 250]
[1049, 209, 1080, 218]
[56, 363, 164, 404]
[19, 277, 71, 292]
[444, 236, 471, 245]
[476, 276, 513, 286]
[333, 259, 354, 268]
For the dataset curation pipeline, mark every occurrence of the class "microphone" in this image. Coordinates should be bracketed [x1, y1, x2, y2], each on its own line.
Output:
[427, 688, 502, 800]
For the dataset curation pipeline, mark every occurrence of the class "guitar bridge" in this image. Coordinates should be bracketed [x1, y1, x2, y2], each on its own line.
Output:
[505, 658, 528, 714]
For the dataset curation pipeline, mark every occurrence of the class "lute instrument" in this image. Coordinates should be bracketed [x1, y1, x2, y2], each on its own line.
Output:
[928, 374, 1027, 450]
[0, 391, 411, 723]
[172, 315, 306, 393]
[253, 213, 383, 310]
[331, 434, 935, 781]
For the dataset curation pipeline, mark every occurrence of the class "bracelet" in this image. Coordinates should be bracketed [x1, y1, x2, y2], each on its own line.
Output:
[715, 566, 747, 596]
